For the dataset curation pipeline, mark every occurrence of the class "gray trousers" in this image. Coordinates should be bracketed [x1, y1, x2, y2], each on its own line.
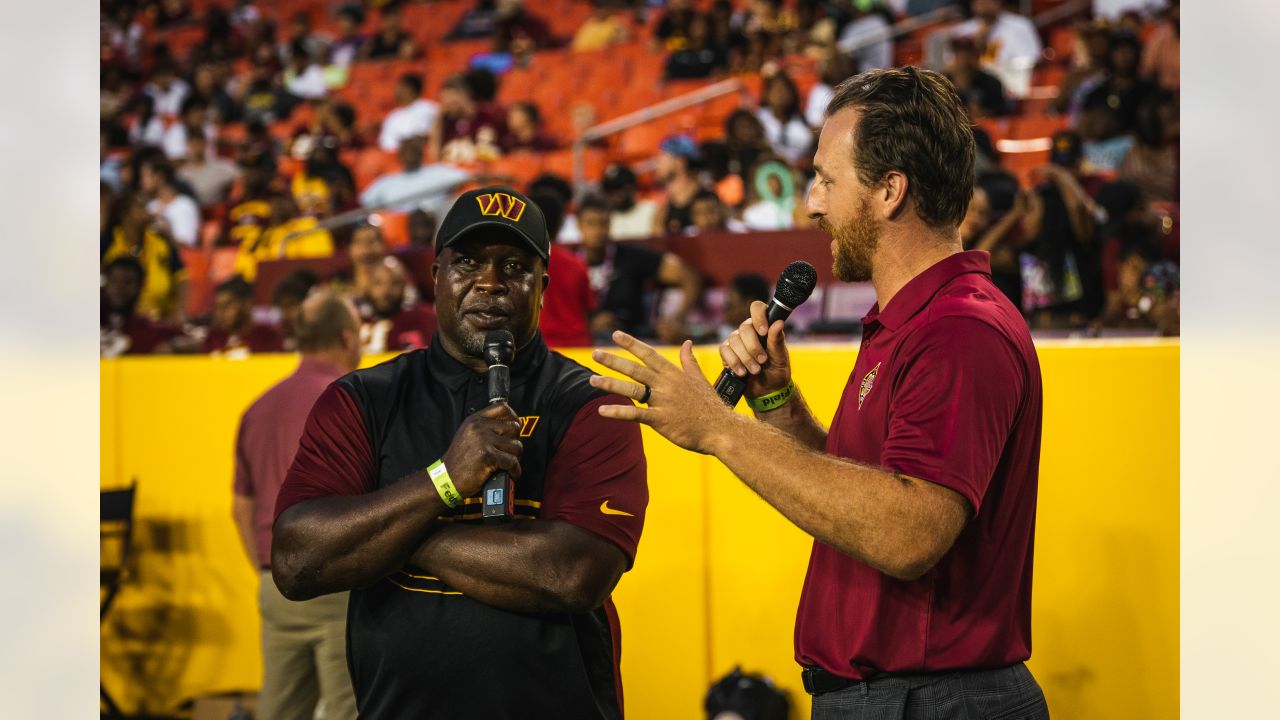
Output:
[257, 571, 357, 720]
[811, 663, 1048, 720]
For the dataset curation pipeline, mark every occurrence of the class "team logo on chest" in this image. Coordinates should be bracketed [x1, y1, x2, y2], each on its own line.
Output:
[857, 362, 881, 410]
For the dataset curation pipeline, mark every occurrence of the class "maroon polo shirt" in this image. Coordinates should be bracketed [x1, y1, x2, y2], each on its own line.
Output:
[795, 250, 1043, 679]
[234, 356, 348, 566]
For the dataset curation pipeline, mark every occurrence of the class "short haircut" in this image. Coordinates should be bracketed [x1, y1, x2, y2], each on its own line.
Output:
[577, 194, 610, 216]
[529, 191, 566, 239]
[215, 276, 254, 300]
[528, 173, 572, 207]
[729, 272, 770, 303]
[294, 290, 357, 352]
[692, 189, 723, 205]
[824, 67, 975, 231]
[399, 73, 424, 97]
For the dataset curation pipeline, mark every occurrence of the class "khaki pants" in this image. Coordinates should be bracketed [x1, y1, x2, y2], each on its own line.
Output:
[257, 571, 357, 720]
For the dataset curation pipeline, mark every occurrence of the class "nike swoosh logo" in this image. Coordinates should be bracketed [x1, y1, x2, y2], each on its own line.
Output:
[599, 500, 634, 517]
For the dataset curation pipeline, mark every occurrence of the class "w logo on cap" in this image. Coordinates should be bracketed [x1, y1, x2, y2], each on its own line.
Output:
[475, 193, 527, 222]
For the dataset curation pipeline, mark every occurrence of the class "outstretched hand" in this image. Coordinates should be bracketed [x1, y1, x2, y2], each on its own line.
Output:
[589, 331, 741, 456]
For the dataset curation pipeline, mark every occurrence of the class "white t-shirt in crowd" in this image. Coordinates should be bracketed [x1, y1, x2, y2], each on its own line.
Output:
[951, 11, 1042, 97]
[378, 99, 440, 152]
[145, 79, 190, 117]
[837, 14, 894, 71]
[285, 64, 329, 100]
[610, 199, 660, 240]
[359, 163, 472, 215]
[805, 83, 834, 129]
[161, 122, 216, 160]
[148, 193, 201, 247]
[742, 200, 795, 231]
[756, 108, 813, 166]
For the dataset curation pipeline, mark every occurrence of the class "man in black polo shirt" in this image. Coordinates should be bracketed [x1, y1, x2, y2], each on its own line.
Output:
[271, 186, 649, 720]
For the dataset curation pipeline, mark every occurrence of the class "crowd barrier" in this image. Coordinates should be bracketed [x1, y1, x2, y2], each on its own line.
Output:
[101, 340, 1178, 718]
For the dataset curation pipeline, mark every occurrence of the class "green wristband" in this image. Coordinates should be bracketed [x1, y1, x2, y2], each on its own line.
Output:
[427, 459, 462, 508]
[746, 381, 796, 413]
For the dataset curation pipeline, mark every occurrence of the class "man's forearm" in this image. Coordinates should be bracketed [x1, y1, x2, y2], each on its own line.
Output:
[752, 384, 827, 451]
[409, 520, 625, 614]
[271, 471, 448, 600]
[708, 414, 966, 580]
[232, 497, 261, 568]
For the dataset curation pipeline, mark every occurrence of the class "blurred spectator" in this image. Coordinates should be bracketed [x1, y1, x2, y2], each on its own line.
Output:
[698, 141, 745, 209]
[756, 73, 813, 166]
[664, 12, 728, 80]
[239, 63, 299, 125]
[155, 0, 194, 28]
[271, 268, 320, 352]
[1140, 0, 1179, 92]
[360, 137, 471, 215]
[1048, 129, 1107, 199]
[804, 50, 854, 128]
[688, 189, 747, 234]
[358, 257, 438, 354]
[162, 95, 216, 160]
[724, 110, 770, 188]
[1082, 30, 1159, 136]
[836, 1, 894, 71]
[1019, 163, 1103, 327]
[292, 139, 358, 213]
[719, 272, 770, 340]
[341, 223, 389, 302]
[1077, 92, 1133, 174]
[101, 127, 125, 192]
[654, 0, 697, 51]
[378, 73, 438, 152]
[500, 102, 557, 153]
[280, 10, 329, 65]
[233, 194, 335, 282]
[652, 135, 706, 236]
[1118, 92, 1178, 203]
[407, 209, 437, 248]
[950, 0, 1041, 98]
[205, 276, 286, 355]
[947, 36, 1010, 118]
[230, 0, 262, 31]
[283, 42, 329, 100]
[147, 163, 201, 247]
[528, 173, 580, 242]
[1093, 221, 1178, 336]
[101, 257, 182, 357]
[193, 62, 241, 124]
[101, 191, 189, 323]
[492, 0, 555, 58]
[742, 160, 798, 231]
[330, 4, 367, 66]
[362, 5, 417, 60]
[224, 155, 277, 248]
[708, 0, 748, 71]
[128, 95, 166, 147]
[144, 62, 192, 117]
[435, 73, 505, 163]
[529, 190, 594, 348]
[600, 164, 659, 240]
[578, 195, 702, 343]
[448, 0, 500, 40]
[1052, 20, 1111, 118]
[573, 1, 630, 51]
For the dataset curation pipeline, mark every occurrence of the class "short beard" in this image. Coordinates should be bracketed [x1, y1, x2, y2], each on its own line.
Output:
[823, 198, 879, 282]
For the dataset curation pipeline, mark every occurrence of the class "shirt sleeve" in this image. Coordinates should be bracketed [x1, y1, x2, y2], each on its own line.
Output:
[274, 383, 378, 522]
[541, 395, 648, 567]
[879, 316, 1025, 516]
[233, 415, 254, 497]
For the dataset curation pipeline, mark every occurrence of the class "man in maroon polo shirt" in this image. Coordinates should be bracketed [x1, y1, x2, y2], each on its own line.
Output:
[590, 67, 1047, 719]
[232, 290, 362, 720]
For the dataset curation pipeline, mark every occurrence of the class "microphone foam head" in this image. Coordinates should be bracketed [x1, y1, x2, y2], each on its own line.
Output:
[483, 329, 515, 365]
[774, 260, 818, 309]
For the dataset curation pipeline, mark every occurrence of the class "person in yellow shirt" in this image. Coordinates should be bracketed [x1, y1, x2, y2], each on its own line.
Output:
[234, 193, 335, 282]
[572, 2, 629, 52]
[101, 191, 189, 322]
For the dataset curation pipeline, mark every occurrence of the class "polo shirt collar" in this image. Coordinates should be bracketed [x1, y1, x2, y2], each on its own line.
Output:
[427, 330, 550, 390]
[862, 250, 993, 330]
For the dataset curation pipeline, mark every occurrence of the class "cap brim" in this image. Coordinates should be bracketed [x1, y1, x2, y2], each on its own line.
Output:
[438, 220, 548, 261]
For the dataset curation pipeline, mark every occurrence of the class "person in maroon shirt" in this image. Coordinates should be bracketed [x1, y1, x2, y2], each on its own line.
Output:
[529, 189, 594, 348]
[270, 186, 647, 719]
[203, 276, 285, 355]
[357, 256, 438, 354]
[100, 256, 183, 356]
[231, 290, 362, 720]
[434, 73, 506, 163]
[590, 68, 1047, 719]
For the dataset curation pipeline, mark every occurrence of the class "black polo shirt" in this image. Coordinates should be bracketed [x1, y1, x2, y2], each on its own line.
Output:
[276, 333, 648, 719]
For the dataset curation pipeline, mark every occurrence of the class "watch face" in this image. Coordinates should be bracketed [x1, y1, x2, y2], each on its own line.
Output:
[487, 488, 505, 506]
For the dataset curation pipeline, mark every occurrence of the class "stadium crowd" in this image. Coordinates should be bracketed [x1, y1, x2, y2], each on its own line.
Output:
[101, 0, 1181, 359]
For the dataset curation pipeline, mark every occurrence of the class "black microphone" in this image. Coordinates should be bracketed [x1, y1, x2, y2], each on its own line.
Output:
[482, 329, 516, 521]
[713, 260, 818, 407]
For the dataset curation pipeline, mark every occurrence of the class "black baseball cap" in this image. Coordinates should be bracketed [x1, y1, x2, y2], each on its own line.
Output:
[436, 185, 550, 262]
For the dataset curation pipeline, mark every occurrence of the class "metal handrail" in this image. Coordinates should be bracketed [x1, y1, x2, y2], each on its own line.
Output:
[837, 4, 961, 56]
